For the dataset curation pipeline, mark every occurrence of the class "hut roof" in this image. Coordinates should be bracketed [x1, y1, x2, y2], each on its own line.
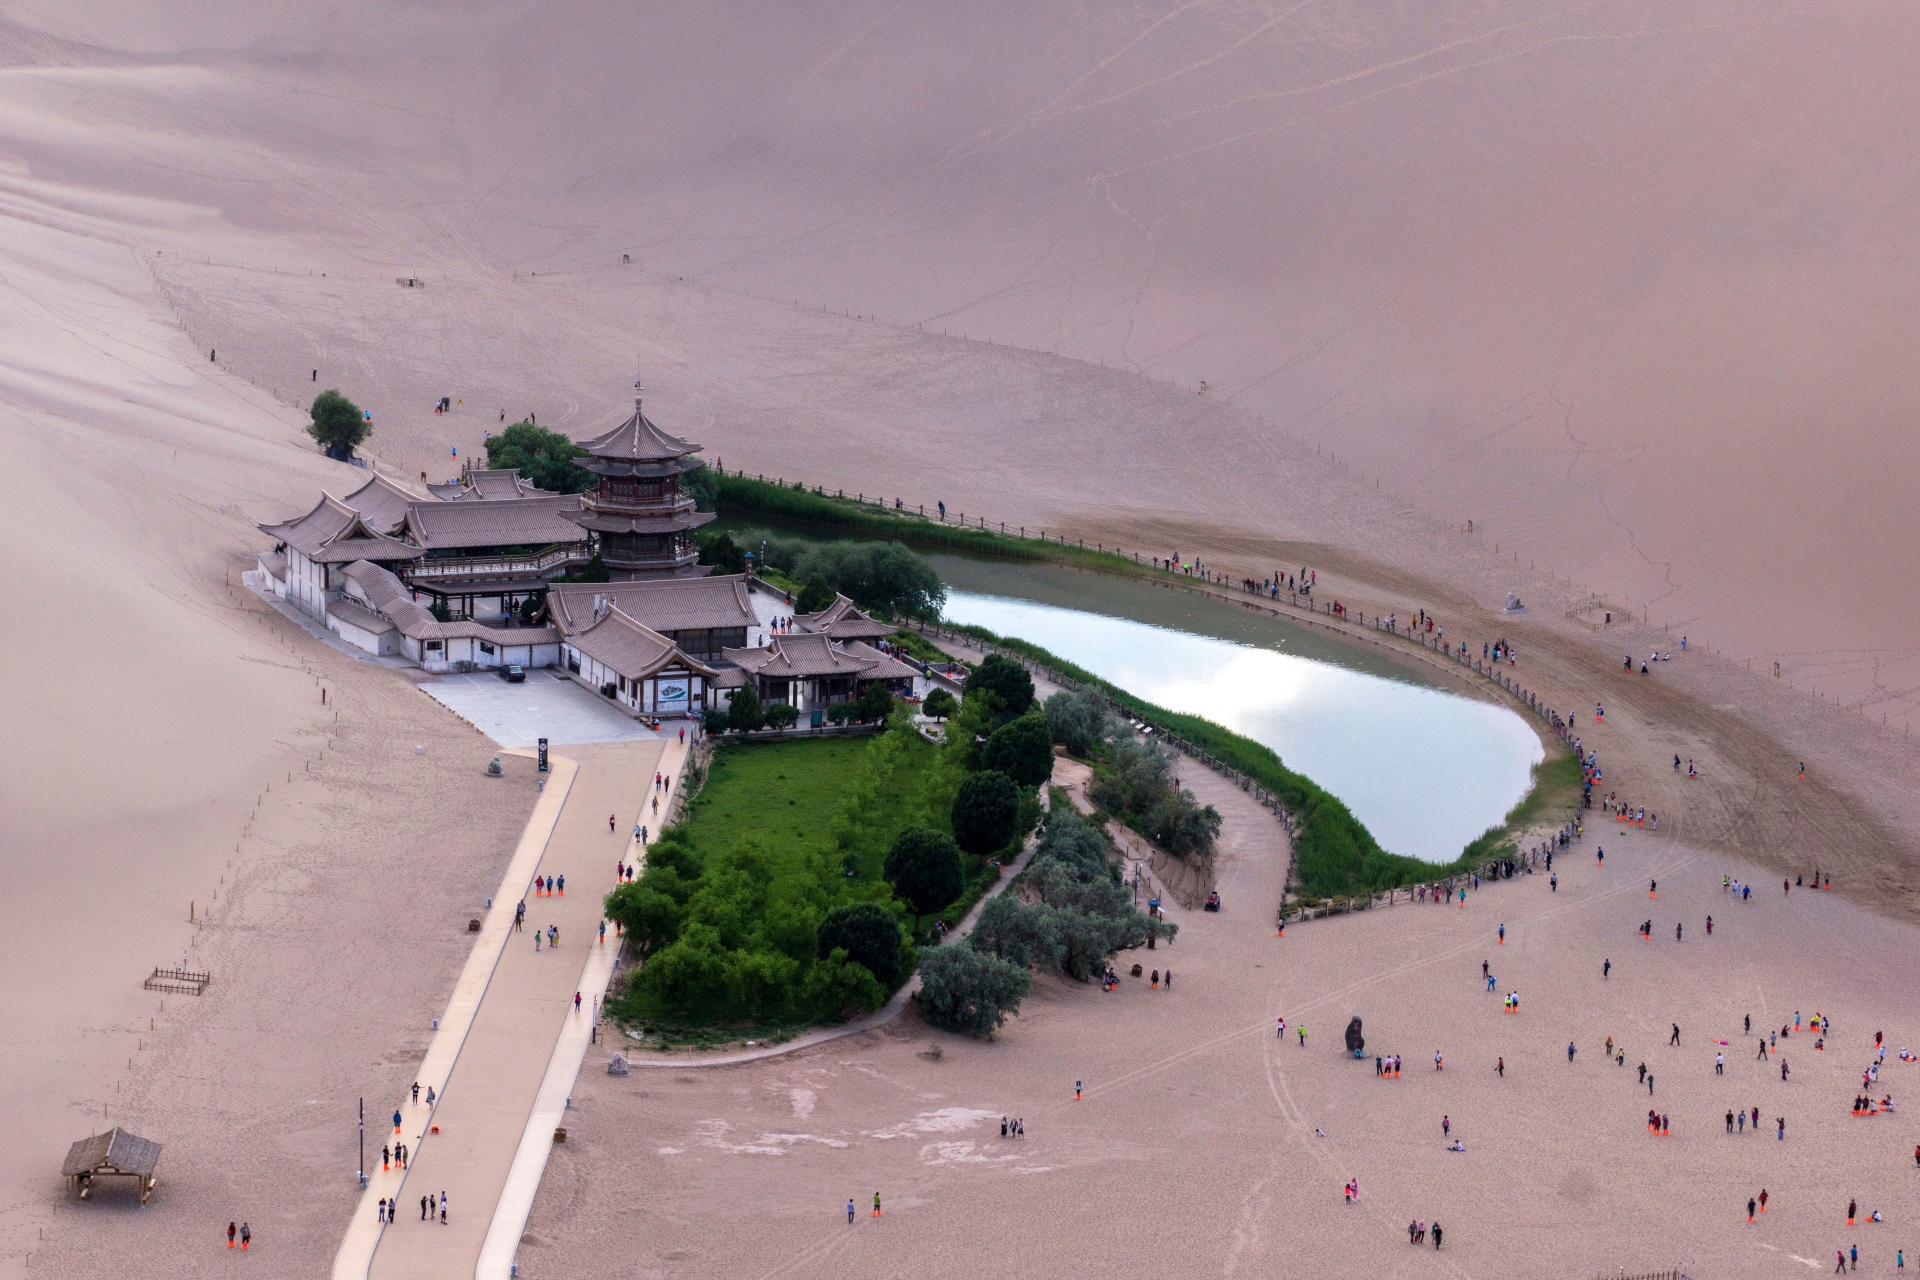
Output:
[63, 1128, 161, 1179]
[547, 575, 755, 638]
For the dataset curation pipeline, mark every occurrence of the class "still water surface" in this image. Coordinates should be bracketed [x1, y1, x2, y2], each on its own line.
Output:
[930, 557, 1542, 862]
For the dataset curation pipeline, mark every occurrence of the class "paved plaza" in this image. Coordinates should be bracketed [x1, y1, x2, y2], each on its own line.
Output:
[421, 669, 662, 748]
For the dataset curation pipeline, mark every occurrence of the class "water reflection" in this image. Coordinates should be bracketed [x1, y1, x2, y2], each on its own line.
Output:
[941, 588, 1542, 863]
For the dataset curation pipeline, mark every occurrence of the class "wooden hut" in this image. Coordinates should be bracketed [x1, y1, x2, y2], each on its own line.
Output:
[62, 1128, 161, 1203]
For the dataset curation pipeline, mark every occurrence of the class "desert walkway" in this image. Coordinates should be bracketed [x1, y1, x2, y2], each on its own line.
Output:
[333, 737, 680, 1280]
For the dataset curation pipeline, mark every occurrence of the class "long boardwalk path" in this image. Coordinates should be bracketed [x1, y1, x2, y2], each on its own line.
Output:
[334, 737, 680, 1280]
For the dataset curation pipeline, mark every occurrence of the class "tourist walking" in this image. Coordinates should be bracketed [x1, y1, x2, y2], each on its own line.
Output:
[847, 1199, 856, 1224]
[440, 1192, 448, 1224]
[240, 1224, 249, 1250]
[228, 1222, 236, 1248]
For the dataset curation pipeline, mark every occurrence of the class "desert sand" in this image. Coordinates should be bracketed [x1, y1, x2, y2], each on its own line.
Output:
[2, 1, 1918, 1276]
[526, 754, 1919, 1280]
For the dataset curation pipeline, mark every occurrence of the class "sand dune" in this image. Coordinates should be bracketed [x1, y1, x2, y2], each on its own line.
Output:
[2, 0, 1918, 1274]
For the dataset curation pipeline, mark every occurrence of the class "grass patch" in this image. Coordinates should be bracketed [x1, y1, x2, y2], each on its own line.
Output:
[680, 738, 873, 851]
[610, 726, 954, 1037]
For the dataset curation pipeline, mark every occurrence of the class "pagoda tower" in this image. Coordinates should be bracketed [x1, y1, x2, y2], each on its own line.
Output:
[568, 386, 715, 579]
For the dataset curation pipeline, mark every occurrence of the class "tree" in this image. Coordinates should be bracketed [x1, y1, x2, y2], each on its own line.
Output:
[803, 947, 886, 1017]
[728, 684, 764, 733]
[697, 531, 747, 575]
[883, 825, 966, 926]
[517, 589, 547, 624]
[984, 712, 1054, 788]
[1043, 689, 1109, 756]
[791, 541, 946, 620]
[968, 896, 1065, 970]
[825, 702, 855, 725]
[682, 464, 719, 512]
[921, 688, 957, 721]
[763, 700, 799, 732]
[917, 945, 1030, 1038]
[560, 553, 611, 584]
[307, 389, 370, 461]
[1148, 789, 1224, 859]
[816, 902, 906, 988]
[603, 883, 681, 956]
[797, 574, 836, 614]
[966, 655, 1034, 719]
[950, 770, 1018, 855]
[483, 420, 595, 493]
[856, 681, 896, 723]
[429, 598, 453, 623]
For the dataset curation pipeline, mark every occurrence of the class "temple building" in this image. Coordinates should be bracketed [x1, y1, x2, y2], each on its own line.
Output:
[566, 386, 714, 578]
[252, 392, 929, 717]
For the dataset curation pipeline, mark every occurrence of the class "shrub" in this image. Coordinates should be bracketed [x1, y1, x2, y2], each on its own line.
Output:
[916, 945, 1030, 1038]
[803, 948, 886, 1017]
[856, 681, 896, 723]
[728, 685, 764, 733]
[983, 712, 1054, 788]
[966, 654, 1034, 719]
[825, 702, 855, 725]
[1043, 689, 1110, 756]
[697, 530, 747, 574]
[816, 902, 906, 988]
[797, 574, 836, 614]
[883, 825, 966, 926]
[682, 463, 719, 512]
[968, 896, 1065, 970]
[603, 883, 681, 956]
[951, 770, 1018, 855]
[921, 688, 957, 720]
[763, 702, 799, 732]
[307, 389, 370, 460]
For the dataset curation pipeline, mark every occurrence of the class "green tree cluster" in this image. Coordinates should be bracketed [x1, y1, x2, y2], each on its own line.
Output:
[611, 725, 951, 1028]
[308, 389, 370, 461]
[921, 688, 957, 721]
[1090, 739, 1222, 860]
[697, 530, 747, 575]
[1043, 689, 1112, 757]
[483, 421, 595, 493]
[968, 809, 1170, 982]
[917, 945, 1030, 1038]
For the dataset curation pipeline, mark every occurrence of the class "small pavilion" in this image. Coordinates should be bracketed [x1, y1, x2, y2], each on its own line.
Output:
[63, 1128, 161, 1203]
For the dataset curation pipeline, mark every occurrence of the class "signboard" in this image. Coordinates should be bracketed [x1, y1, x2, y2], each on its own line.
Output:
[656, 681, 689, 709]
[537, 737, 549, 772]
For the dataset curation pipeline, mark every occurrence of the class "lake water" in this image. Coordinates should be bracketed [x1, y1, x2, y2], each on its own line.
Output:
[930, 557, 1542, 862]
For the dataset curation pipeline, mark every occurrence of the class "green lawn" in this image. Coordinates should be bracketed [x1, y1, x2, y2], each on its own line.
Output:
[678, 737, 875, 861]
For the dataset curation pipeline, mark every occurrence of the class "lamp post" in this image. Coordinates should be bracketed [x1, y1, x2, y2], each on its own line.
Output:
[357, 1098, 366, 1188]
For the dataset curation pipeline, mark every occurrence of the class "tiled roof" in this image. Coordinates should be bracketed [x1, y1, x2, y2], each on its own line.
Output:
[339, 561, 558, 646]
[260, 494, 421, 564]
[341, 472, 427, 534]
[796, 594, 894, 640]
[327, 598, 396, 635]
[429, 468, 550, 501]
[578, 396, 701, 463]
[402, 495, 586, 551]
[568, 606, 719, 680]
[723, 633, 884, 679]
[547, 575, 756, 637]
